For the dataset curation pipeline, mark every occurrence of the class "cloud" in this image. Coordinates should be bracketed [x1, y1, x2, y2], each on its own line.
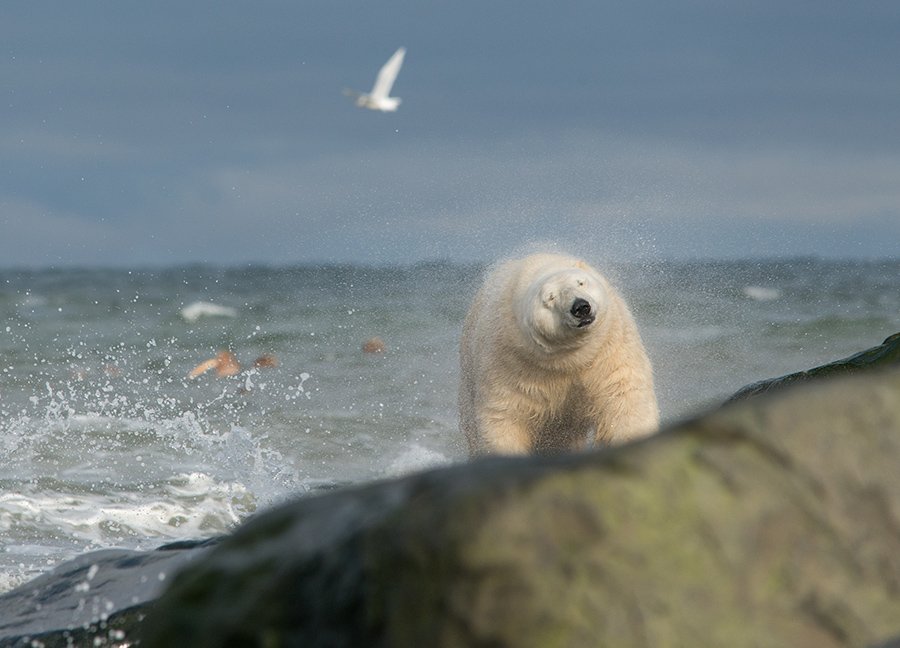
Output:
[2, 120, 897, 268]
[1, 2, 897, 266]
[1, 130, 138, 161]
[90, 130, 894, 265]
[0, 199, 127, 268]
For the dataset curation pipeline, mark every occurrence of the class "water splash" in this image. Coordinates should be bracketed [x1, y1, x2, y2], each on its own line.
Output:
[0, 334, 314, 592]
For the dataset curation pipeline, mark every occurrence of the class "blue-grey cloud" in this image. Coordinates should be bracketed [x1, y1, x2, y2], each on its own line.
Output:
[1, 1, 898, 267]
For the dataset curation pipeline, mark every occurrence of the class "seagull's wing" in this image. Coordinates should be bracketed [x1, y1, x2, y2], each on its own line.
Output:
[370, 47, 405, 99]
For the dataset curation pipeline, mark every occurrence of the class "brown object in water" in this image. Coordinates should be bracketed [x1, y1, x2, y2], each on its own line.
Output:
[362, 337, 386, 354]
[188, 350, 241, 378]
[253, 354, 279, 368]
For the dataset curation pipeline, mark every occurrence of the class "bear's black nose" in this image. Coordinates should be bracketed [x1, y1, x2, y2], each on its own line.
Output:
[571, 298, 592, 320]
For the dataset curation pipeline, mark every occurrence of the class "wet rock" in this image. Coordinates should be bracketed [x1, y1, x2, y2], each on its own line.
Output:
[870, 638, 900, 648]
[144, 366, 900, 648]
[0, 539, 215, 647]
[728, 331, 900, 401]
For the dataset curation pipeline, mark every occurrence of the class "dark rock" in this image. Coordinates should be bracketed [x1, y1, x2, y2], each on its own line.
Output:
[143, 367, 900, 648]
[728, 331, 900, 401]
[870, 638, 900, 648]
[0, 539, 215, 647]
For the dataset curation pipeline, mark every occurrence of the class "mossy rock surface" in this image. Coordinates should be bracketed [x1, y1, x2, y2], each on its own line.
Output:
[145, 364, 900, 647]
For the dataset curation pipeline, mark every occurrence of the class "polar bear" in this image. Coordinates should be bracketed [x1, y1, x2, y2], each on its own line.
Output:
[459, 252, 659, 456]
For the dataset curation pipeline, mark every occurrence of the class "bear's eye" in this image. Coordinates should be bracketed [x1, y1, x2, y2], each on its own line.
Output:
[544, 292, 556, 304]
[576, 279, 585, 287]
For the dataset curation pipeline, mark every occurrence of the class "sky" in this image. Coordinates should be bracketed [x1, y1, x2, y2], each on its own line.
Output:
[2, 1, 899, 268]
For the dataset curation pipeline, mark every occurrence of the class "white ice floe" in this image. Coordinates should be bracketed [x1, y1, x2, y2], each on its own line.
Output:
[180, 301, 238, 322]
[345, 47, 406, 112]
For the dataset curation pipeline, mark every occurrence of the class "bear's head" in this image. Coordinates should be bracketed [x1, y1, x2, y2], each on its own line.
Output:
[520, 267, 608, 350]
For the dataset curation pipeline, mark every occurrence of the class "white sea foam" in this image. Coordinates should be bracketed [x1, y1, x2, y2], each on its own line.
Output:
[743, 285, 781, 301]
[0, 470, 259, 594]
[0, 473, 248, 543]
[180, 300, 238, 322]
[0, 394, 304, 593]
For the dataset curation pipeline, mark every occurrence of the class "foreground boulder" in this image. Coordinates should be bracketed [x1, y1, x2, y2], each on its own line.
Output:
[144, 367, 900, 647]
[0, 539, 214, 647]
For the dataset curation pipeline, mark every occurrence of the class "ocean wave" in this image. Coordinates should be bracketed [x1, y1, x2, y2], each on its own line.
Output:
[0, 472, 249, 543]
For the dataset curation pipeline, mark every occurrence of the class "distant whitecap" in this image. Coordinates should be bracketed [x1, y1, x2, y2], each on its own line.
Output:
[180, 301, 238, 322]
[743, 286, 781, 301]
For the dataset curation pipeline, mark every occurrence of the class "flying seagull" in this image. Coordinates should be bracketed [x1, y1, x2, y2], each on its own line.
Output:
[345, 47, 406, 112]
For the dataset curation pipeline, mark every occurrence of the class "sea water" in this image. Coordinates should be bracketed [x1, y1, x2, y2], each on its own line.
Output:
[1, 259, 898, 591]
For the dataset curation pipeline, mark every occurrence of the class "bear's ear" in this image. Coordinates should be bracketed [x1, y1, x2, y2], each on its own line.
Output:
[575, 260, 589, 270]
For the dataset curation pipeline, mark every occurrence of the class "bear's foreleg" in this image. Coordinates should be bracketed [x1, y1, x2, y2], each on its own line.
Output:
[592, 386, 659, 446]
[472, 408, 534, 455]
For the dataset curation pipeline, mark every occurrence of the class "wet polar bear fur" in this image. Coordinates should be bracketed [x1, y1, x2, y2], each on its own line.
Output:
[459, 252, 659, 456]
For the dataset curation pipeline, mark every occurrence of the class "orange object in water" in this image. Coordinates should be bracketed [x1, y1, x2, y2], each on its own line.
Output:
[362, 337, 386, 354]
[188, 350, 241, 378]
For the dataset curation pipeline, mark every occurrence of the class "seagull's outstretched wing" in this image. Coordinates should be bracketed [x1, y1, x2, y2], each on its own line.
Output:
[370, 47, 405, 100]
